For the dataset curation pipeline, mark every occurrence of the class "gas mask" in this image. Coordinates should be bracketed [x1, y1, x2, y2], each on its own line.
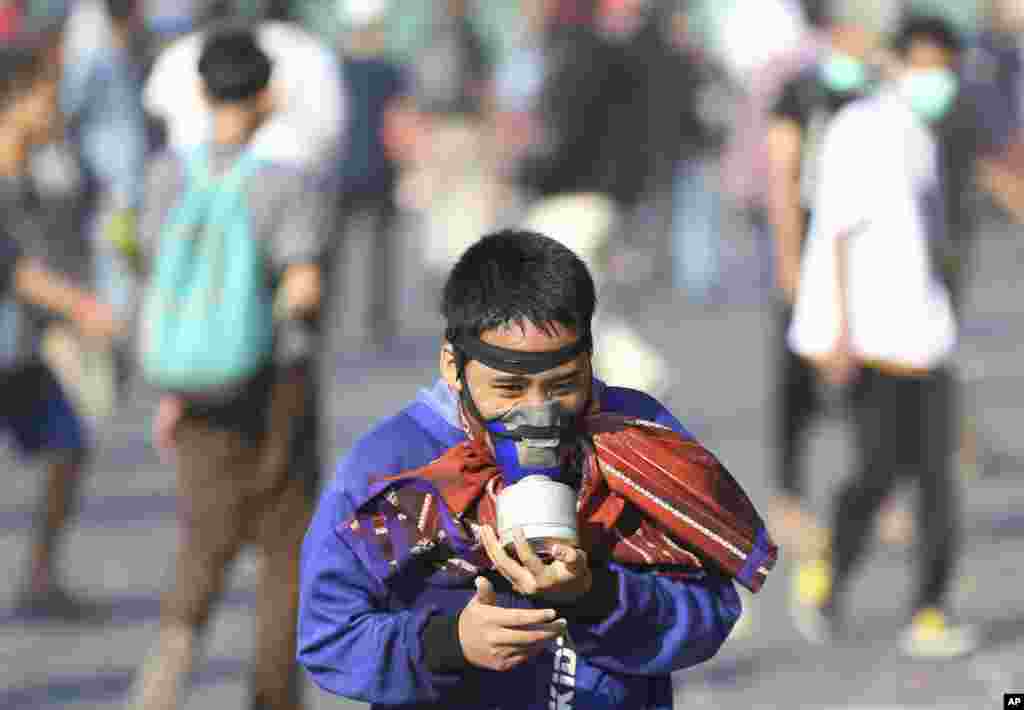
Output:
[448, 328, 593, 555]
[485, 400, 579, 485]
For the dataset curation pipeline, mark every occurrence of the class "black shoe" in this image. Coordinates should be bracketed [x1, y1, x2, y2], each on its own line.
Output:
[16, 585, 108, 623]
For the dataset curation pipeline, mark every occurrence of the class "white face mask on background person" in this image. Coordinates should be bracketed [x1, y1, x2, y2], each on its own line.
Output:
[819, 51, 871, 93]
[899, 67, 959, 123]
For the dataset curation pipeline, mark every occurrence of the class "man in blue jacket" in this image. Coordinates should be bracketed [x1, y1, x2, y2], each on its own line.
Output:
[298, 229, 742, 709]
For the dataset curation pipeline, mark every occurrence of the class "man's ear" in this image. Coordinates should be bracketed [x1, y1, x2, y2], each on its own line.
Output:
[440, 343, 461, 390]
[258, 82, 279, 116]
[198, 80, 214, 111]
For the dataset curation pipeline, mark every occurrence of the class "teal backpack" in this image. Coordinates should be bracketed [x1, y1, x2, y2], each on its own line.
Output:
[139, 147, 274, 394]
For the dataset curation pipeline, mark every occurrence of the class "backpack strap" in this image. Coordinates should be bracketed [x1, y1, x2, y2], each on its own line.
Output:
[181, 145, 265, 195]
[214, 149, 265, 197]
[182, 145, 212, 190]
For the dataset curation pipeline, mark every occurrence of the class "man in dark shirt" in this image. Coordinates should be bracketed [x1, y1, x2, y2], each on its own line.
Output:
[334, 0, 413, 347]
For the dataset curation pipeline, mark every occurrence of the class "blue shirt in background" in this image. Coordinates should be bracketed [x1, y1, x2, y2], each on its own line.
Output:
[62, 42, 148, 211]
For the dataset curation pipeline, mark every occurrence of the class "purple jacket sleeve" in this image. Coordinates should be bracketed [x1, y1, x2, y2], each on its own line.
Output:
[297, 490, 460, 705]
[296, 426, 464, 704]
[567, 563, 741, 675]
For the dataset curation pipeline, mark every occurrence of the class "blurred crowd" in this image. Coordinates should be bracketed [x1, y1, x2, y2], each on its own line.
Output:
[3, 0, 1024, 707]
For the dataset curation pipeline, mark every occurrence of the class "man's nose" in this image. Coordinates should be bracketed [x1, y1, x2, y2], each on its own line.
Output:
[522, 386, 549, 407]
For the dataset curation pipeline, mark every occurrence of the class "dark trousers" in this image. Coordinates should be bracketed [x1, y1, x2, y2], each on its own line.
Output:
[831, 366, 960, 614]
[775, 306, 822, 498]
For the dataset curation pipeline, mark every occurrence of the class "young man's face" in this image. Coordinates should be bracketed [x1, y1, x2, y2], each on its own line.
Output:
[441, 319, 593, 423]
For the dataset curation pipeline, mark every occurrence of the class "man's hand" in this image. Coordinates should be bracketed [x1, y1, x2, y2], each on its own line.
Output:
[820, 329, 859, 387]
[458, 576, 567, 672]
[154, 395, 185, 463]
[777, 253, 801, 305]
[15, 260, 123, 340]
[74, 297, 123, 341]
[479, 526, 593, 605]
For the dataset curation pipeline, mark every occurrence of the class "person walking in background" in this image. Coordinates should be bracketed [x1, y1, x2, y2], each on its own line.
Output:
[332, 0, 414, 349]
[764, 4, 881, 558]
[663, 0, 726, 305]
[0, 42, 122, 620]
[404, 0, 501, 281]
[125, 29, 324, 710]
[787, 16, 978, 658]
[501, 0, 675, 399]
[142, 12, 345, 511]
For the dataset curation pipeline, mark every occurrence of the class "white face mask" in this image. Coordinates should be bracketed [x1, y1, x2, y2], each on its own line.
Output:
[899, 67, 960, 123]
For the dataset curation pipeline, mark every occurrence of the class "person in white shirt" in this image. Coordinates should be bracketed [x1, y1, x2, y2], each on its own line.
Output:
[787, 15, 976, 660]
[143, 18, 346, 182]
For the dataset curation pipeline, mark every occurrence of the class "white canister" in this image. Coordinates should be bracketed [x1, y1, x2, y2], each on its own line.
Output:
[496, 475, 579, 558]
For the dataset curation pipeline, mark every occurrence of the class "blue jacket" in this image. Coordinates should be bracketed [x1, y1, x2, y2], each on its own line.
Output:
[298, 378, 742, 709]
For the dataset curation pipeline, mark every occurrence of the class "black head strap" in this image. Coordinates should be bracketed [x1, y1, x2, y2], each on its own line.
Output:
[448, 330, 593, 380]
[446, 328, 595, 435]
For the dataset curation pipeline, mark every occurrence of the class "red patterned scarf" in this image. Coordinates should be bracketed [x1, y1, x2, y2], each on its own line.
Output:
[338, 414, 777, 592]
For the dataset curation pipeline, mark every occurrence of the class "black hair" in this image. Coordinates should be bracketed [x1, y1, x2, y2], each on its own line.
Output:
[104, 0, 136, 23]
[893, 14, 963, 57]
[442, 229, 597, 344]
[802, 0, 829, 29]
[0, 44, 47, 109]
[198, 28, 272, 103]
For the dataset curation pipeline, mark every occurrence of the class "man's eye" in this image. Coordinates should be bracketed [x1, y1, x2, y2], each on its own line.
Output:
[550, 382, 579, 395]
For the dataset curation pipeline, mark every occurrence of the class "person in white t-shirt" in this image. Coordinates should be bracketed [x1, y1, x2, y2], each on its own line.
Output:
[787, 15, 976, 660]
[143, 18, 346, 181]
